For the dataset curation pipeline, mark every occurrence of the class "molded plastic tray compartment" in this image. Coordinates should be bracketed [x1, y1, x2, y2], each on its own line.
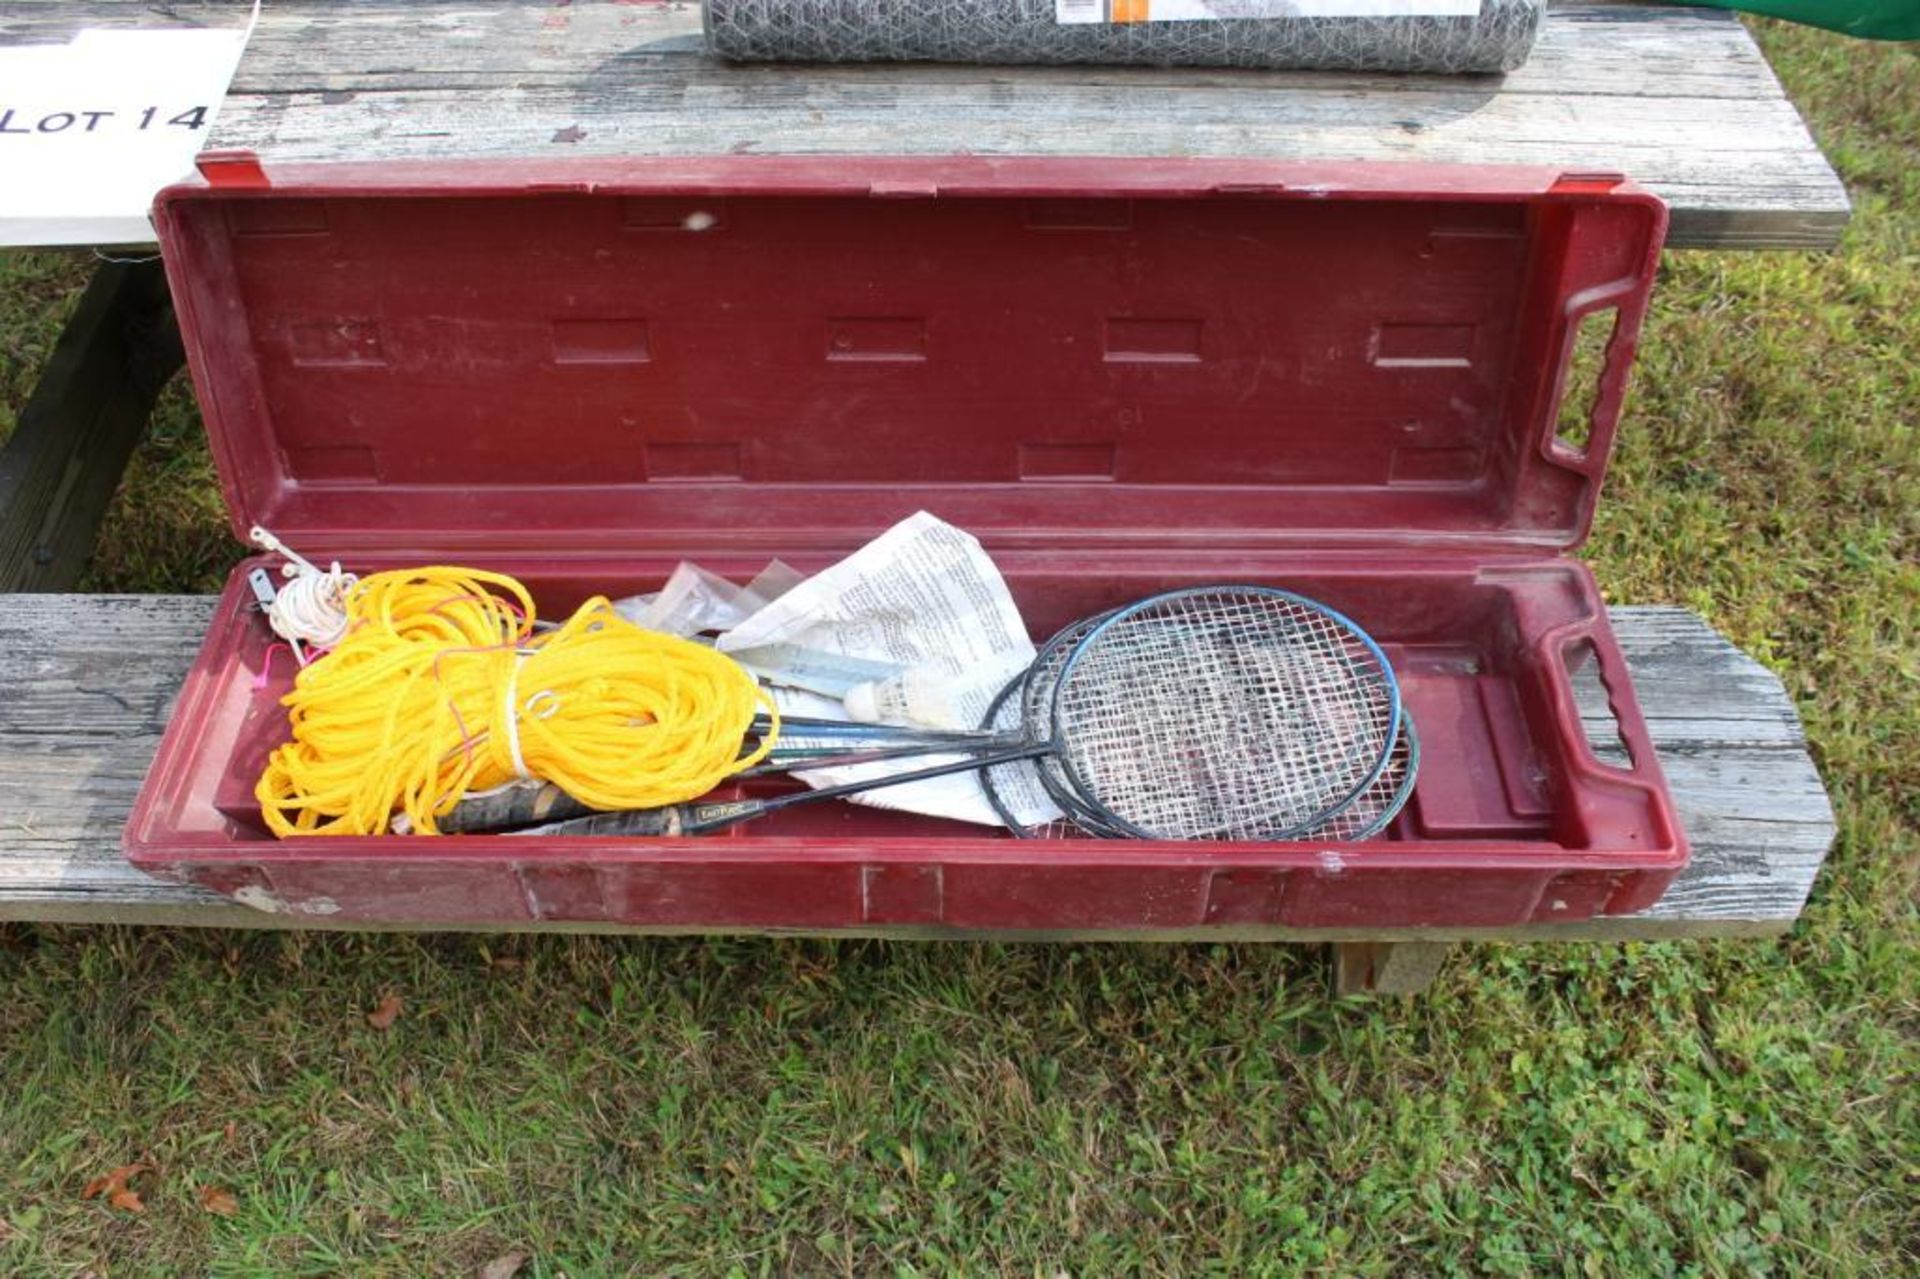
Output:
[127, 549, 1682, 929]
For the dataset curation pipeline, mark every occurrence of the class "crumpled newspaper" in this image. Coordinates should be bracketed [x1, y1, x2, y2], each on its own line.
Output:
[718, 511, 1039, 826]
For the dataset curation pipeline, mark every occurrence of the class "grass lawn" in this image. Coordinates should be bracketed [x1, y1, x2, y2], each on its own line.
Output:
[2, 20, 1916, 1277]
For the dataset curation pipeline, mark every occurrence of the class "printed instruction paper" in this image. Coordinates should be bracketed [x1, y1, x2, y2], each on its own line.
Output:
[719, 511, 1050, 827]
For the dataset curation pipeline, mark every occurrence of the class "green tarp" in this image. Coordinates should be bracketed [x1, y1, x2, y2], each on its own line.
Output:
[1673, 1, 1920, 39]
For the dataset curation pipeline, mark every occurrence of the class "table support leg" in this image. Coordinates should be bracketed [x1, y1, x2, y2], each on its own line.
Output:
[1333, 941, 1451, 996]
[0, 259, 183, 591]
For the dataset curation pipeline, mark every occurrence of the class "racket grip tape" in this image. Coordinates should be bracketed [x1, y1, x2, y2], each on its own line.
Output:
[435, 783, 592, 833]
[507, 795, 774, 837]
[509, 807, 686, 837]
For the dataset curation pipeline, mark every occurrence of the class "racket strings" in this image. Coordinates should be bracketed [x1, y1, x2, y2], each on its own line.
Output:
[1308, 716, 1420, 841]
[997, 712, 1418, 843]
[977, 674, 1086, 839]
[1054, 588, 1400, 840]
[1019, 612, 1118, 830]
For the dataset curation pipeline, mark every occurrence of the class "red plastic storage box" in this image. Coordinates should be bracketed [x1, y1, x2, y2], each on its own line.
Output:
[126, 152, 1683, 932]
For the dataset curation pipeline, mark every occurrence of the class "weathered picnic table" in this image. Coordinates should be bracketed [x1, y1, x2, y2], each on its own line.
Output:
[0, 0, 1843, 992]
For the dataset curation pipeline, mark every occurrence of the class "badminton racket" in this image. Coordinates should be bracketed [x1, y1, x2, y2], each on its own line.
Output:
[1051, 586, 1402, 840]
[985, 597, 1412, 840]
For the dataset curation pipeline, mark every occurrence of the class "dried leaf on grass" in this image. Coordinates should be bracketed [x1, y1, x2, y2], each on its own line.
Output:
[82, 1163, 151, 1213]
[366, 993, 404, 1030]
[197, 1185, 239, 1217]
[476, 1250, 530, 1279]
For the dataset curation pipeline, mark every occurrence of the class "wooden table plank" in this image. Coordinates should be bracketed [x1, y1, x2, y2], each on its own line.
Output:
[0, 599, 1835, 940]
[0, 1, 1848, 250]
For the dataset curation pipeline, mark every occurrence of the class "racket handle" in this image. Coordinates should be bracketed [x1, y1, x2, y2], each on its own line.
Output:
[509, 807, 686, 837]
[747, 735, 1024, 777]
[431, 783, 591, 833]
[753, 715, 998, 742]
[501, 740, 1054, 837]
[510, 798, 766, 837]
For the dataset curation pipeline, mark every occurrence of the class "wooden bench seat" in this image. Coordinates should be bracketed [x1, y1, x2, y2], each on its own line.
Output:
[0, 598, 1835, 992]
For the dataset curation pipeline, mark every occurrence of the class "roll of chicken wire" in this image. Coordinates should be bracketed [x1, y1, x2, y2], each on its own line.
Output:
[704, 1, 1545, 75]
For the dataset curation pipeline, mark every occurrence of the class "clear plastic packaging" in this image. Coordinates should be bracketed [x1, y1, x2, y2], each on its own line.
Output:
[612, 558, 805, 638]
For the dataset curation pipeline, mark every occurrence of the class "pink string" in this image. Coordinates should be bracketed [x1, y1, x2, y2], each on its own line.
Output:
[427, 639, 525, 773]
[429, 638, 521, 687]
[447, 700, 482, 774]
[424, 594, 529, 639]
[253, 642, 292, 691]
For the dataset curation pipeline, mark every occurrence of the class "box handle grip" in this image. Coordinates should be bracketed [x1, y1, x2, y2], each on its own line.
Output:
[1545, 299, 1629, 471]
[1537, 621, 1655, 781]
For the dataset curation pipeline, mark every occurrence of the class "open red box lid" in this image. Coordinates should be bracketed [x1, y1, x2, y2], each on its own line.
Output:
[155, 153, 1666, 560]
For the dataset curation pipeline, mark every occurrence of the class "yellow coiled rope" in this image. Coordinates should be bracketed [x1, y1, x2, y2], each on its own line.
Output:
[256, 566, 777, 837]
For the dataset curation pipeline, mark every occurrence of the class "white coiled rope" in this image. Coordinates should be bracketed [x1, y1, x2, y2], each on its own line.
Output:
[251, 526, 357, 658]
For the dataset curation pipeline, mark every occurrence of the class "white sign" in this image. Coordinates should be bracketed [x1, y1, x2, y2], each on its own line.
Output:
[0, 13, 257, 247]
[1058, 0, 1480, 22]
